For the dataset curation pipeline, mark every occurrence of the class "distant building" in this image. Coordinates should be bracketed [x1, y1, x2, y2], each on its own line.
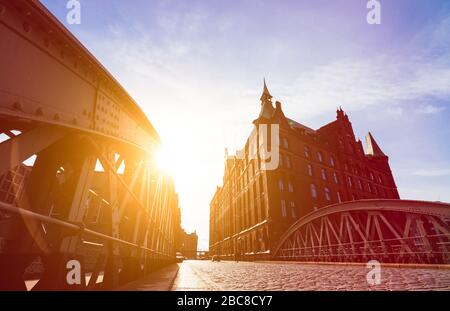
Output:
[181, 230, 198, 259]
[209, 81, 399, 259]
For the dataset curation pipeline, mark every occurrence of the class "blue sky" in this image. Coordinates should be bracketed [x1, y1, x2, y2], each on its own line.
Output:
[41, 0, 450, 249]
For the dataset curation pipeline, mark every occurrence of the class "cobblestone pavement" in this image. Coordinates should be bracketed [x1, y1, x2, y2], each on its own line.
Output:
[171, 260, 450, 291]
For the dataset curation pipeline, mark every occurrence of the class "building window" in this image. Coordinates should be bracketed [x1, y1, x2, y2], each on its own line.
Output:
[278, 179, 284, 191]
[378, 175, 383, 185]
[370, 172, 374, 180]
[279, 154, 284, 167]
[288, 181, 294, 192]
[358, 179, 363, 190]
[368, 183, 372, 193]
[333, 172, 339, 184]
[310, 184, 317, 198]
[317, 152, 323, 163]
[337, 191, 342, 203]
[347, 176, 353, 187]
[307, 164, 313, 176]
[344, 163, 349, 171]
[324, 187, 331, 201]
[304, 146, 310, 158]
[330, 156, 335, 167]
[286, 155, 292, 169]
[321, 168, 327, 180]
[290, 201, 296, 219]
[352, 194, 357, 201]
[281, 200, 287, 217]
[259, 175, 264, 194]
[282, 137, 289, 149]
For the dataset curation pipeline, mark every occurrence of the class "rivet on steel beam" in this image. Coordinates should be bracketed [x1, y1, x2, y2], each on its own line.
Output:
[23, 22, 31, 33]
[35, 108, 44, 116]
[13, 101, 22, 111]
[53, 113, 60, 121]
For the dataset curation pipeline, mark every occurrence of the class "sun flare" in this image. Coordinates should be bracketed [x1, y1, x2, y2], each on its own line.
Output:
[154, 144, 174, 175]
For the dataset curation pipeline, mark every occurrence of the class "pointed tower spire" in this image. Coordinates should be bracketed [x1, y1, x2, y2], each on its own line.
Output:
[336, 105, 345, 119]
[365, 132, 386, 157]
[260, 78, 273, 103]
[257, 78, 275, 119]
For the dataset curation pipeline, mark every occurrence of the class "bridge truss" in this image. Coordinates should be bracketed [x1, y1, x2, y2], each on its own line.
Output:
[272, 200, 450, 264]
[0, 0, 181, 290]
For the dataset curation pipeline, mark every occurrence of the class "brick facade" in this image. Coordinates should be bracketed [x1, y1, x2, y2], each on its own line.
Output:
[209, 81, 399, 259]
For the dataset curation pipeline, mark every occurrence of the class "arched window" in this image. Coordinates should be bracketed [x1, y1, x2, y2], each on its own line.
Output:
[347, 176, 353, 187]
[307, 164, 313, 176]
[337, 191, 342, 203]
[288, 181, 294, 192]
[317, 151, 323, 163]
[324, 187, 331, 201]
[282, 137, 289, 149]
[330, 156, 335, 167]
[278, 179, 284, 191]
[358, 179, 363, 190]
[290, 201, 296, 219]
[321, 168, 327, 180]
[310, 184, 317, 198]
[333, 172, 339, 184]
[304, 146, 310, 158]
[286, 155, 292, 168]
[280, 200, 287, 217]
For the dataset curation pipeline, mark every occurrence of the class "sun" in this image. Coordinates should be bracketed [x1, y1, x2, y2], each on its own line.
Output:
[154, 144, 174, 175]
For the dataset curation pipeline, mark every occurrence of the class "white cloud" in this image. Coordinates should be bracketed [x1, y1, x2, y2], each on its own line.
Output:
[280, 55, 450, 119]
[412, 169, 450, 177]
[415, 105, 445, 114]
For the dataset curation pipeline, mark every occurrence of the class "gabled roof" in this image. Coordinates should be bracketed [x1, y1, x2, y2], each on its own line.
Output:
[287, 118, 316, 134]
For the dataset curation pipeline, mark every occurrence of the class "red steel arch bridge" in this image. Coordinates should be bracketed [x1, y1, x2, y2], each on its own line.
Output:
[272, 199, 450, 264]
[0, 0, 182, 290]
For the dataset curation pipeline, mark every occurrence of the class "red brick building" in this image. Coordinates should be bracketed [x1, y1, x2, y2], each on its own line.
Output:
[180, 230, 198, 259]
[209, 81, 400, 259]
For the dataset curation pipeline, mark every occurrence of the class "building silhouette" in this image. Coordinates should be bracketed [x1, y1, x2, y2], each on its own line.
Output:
[181, 230, 198, 259]
[209, 81, 400, 259]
